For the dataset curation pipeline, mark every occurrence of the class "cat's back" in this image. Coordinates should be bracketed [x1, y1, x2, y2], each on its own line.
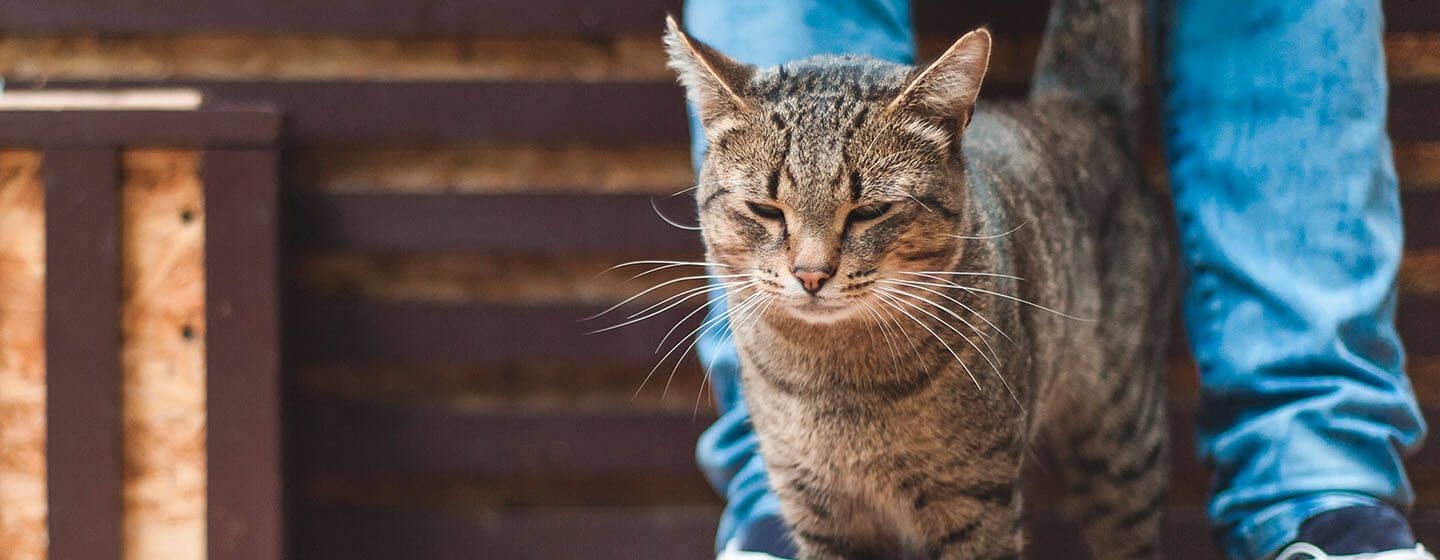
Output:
[964, 99, 1141, 223]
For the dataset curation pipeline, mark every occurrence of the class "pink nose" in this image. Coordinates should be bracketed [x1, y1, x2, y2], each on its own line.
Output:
[793, 268, 833, 295]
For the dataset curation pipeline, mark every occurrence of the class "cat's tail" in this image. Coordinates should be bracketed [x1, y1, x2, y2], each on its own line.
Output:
[1030, 0, 1144, 153]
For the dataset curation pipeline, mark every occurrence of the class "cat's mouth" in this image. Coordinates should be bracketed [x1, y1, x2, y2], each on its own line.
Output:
[780, 294, 865, 322]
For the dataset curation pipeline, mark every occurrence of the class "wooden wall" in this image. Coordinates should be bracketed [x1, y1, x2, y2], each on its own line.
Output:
[2, 1, 1436, 558]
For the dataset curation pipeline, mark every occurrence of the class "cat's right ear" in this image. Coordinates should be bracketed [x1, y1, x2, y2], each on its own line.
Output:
[664, 15, 755, 128]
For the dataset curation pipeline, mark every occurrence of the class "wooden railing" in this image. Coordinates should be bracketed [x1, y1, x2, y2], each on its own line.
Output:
[0, 97, 282, 560]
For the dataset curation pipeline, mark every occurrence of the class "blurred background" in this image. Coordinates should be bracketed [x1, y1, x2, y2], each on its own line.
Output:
[0, 1, 1436, 559]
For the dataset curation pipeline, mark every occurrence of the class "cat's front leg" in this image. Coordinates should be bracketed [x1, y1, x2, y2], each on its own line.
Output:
[771, 471, 898, 559]
[909, 479, 1025, 560]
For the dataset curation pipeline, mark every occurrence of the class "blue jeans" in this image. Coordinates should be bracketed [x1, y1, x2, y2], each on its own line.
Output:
[685, 1, 1428, 559]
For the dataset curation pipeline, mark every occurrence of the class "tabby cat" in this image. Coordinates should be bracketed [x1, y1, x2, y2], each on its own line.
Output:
[665, 0, 1174, 557]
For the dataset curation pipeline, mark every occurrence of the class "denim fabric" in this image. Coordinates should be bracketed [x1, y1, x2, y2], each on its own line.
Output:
[684, 1, 1427, 558]
[1161, 1, 1426, 558]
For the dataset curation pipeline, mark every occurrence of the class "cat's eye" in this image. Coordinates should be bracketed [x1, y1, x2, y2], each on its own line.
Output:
[848, 202, 892, 222]
[747, 202, 785, 220]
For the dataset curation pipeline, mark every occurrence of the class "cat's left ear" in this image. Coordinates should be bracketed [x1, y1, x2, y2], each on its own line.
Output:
[888, 28, 992, 128]
[664, 15, 756, 127]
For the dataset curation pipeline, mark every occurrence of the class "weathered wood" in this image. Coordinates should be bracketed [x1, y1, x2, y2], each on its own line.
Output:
[42, 147, 123, 560]
[203, 148, 283, 560]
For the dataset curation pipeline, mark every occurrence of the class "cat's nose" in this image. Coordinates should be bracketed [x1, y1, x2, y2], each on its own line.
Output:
[792, 267, 833, 295]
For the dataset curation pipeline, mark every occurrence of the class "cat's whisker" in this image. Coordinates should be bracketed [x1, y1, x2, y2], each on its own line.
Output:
[873, 291, 982, 391]
[667, 184, 701, 198]
[596, 259, 728, 276]
[589, 281, 750, 336]
[852, 301, 886, 365]
[957, 285, 1092, 322]
[625, 280, 743, 320]
[943, 219, 1028, 241]
[582, 273, 750, 321]
[869, 286, 984, 391]
[858, 299, 905, 375]
[659, 293, 768, 399]
[624, 262, 732, 283]
[873, 295, 923, 360]
[890, 274, 1087, 321]
[653, 282, 758, 352]
[591, 259, 729, 283]
[651, 196, 703, 231]
[879, 279, 1016, 345]
[878, 286, 1022, 408]
[898, 270, 1025, 282]
[635, 291, 762, 400]
[693, 295, 770, 419]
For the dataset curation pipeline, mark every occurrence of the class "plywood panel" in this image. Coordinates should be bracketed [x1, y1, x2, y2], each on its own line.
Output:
[120, 149, 205, 560]
[0, 150, 46, 560]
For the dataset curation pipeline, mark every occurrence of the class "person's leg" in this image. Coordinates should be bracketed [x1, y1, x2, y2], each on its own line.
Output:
[682, 1, 915, 555]
[1160, 1, 1428, 558]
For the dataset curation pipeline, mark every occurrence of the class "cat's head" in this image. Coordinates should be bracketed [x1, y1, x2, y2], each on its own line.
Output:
[666, 17, 991, 323]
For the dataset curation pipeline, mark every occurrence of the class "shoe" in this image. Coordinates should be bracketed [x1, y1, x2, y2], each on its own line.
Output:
[1277, 543, 1435, 560]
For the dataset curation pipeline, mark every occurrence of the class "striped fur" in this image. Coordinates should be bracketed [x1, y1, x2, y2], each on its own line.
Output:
[667, 0, 1172, 556]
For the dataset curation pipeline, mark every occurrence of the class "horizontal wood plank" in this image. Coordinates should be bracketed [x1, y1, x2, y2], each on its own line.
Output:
[8, 80, 693, 144]
[3, 0, 1432, 40]
[289, 297, 709, 365]
[289, 193, 703, 253]
[292, 404, 711, 474]
[0, 108, 279, 146]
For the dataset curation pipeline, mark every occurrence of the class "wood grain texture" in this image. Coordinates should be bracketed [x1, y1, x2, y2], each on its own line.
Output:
[0, 150, 46, 560]
[119, 149, 206, 560]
